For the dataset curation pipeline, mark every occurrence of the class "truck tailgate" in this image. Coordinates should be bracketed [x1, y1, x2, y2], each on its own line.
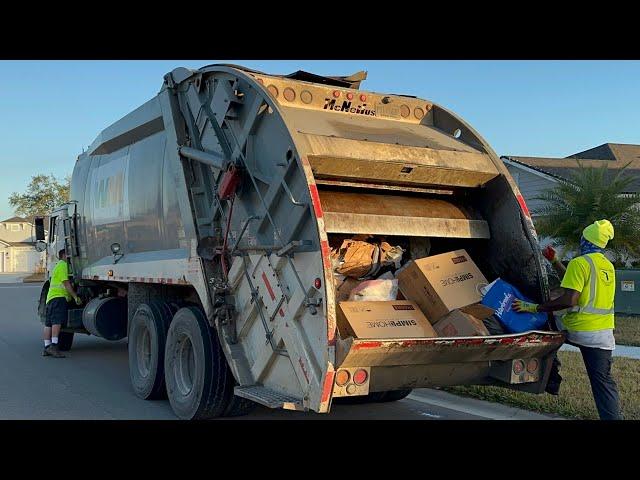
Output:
[336, 331, 565, 367]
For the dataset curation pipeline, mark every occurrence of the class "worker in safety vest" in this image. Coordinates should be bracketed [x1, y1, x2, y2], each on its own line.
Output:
[44, 249, 81, 358]
[513, 219, 621, 420]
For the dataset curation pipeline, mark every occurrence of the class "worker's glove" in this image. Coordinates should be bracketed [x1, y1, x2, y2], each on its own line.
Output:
[542, 245, 556, 262]
[74, 296, 82, 306]
[512, 299, 539, 313]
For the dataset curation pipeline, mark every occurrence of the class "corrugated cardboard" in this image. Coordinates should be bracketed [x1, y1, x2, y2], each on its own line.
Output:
[460, 303, 495, 320]
[434, 309, 490, 337]
[335, 277, 361, 302]
[397, 249, 488, 323]
[337, 301, 437, 339]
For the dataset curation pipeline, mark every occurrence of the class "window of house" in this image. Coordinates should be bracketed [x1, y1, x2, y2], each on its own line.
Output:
[11, 224, 20, 231]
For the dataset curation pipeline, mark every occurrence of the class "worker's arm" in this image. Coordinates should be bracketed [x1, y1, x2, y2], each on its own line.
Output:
[512, 288, 579, 313]
[536, 287, 579, 312]
[62, 279, 81, 305]
[514, 256, 586, 314]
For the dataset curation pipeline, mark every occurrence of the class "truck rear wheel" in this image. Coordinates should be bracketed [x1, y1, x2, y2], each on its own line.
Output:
[128, 301, 173, 400]
[223, 393, 257, 417]
[377, 389, 413, 402]
[57, 331, 74, 351]
[164, 306, 233, 420]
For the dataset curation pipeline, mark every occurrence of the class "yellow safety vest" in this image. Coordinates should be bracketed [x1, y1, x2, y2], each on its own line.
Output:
[561, 253, 615, 331]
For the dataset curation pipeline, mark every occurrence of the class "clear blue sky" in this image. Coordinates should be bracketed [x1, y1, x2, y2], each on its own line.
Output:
[1, 60, 638, 220]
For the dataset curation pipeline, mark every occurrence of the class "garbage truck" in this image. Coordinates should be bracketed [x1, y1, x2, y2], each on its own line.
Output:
[35, 63, 565, 419]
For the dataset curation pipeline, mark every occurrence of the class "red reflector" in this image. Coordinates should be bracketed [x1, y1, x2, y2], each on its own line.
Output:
[346, 92, 354, 100]
[359, 94, 367, 101]
[353, 369, 368, 385]
[333, 90, 340, 98]
[314, 277, 322, 289]
[516, 194, 531, 218]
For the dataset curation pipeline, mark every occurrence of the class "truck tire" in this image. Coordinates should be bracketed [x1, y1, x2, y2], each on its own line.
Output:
[333, 389, 412, 404]
[57, 331, 74, 351]
[223, 393, 257, 417]
[37, 281, 50, 323]
[377, 389, 413, 402]
[128, 301, 173, 400]
[164, 306, 233, 420]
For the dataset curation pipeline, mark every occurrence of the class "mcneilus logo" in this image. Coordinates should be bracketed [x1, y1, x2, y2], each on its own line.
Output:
[323, 98, 376, 116]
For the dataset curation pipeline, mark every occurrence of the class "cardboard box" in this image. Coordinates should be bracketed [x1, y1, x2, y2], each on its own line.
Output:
[337, 301, 437, 339]
[459, 303, 495, 320]
[397, 249, 488, 323]
[434, 309, 490, 337]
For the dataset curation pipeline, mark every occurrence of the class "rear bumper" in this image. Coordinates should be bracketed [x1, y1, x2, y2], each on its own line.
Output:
[334, 331, 565, 395]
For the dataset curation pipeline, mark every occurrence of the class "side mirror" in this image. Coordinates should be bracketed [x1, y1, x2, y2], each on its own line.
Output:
[35, 217, 46, 241]
[110, 243, 124, 264]
[35, 240, 47, 252]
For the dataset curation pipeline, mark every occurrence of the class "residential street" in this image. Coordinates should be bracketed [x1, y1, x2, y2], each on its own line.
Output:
[0, 282, 555, 420]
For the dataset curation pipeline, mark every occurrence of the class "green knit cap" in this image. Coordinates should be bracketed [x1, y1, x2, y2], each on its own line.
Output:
[582, 219, 614, 248]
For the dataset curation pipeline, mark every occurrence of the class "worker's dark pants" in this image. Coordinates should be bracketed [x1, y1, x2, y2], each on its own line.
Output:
[578, 346, 622, 420]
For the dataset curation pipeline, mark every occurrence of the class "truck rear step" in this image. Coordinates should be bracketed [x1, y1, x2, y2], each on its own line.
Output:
[234, 385, 305, 411]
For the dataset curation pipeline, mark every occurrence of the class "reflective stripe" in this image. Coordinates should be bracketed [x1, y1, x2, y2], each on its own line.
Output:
[575, 255, 614, 315]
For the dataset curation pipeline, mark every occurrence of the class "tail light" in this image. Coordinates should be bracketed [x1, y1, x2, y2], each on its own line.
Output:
[513, 359, 525, 375]
[336, 370, 350, 386]
[314, 277, 322, 289]
[353, 368, 368, 385]
[527, 358, 539, 374]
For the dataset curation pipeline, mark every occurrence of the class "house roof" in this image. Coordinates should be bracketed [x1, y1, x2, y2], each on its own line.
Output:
[1, 216, 28, 223]
[0, 215, 50, 225]
[502, 143, 640, 193]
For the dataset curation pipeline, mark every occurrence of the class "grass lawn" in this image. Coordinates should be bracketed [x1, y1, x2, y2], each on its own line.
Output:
[446, 351, 640, 420]
[614, 316, 640, 346]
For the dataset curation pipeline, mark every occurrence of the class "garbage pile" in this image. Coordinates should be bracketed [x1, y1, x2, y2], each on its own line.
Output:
[332, 235, 544, 340]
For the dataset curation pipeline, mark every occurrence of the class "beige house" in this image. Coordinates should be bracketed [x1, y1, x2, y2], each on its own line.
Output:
[0, 216, 47, 273]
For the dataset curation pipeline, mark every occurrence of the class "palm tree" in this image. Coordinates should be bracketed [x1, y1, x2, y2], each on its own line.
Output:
[532, 161, 640, 266]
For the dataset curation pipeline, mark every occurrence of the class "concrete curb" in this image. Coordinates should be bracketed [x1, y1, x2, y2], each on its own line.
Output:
[407, 388, 564, 420]
[561, 343, 640, 360]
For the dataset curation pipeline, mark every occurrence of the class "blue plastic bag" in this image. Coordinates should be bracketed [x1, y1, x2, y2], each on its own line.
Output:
[481, 278, 547, 333]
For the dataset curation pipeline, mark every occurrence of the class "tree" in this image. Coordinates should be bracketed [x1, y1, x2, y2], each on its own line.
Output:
[533, 161, 640, 266]
[8, 174, 70, 218]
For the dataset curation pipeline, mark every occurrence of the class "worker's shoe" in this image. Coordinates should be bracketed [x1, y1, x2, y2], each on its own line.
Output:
[45, 344, 65, 358]
[42, 346, 51, 356]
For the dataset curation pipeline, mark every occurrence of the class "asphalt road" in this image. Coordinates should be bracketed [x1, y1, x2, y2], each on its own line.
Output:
[0, 282, 552, 420]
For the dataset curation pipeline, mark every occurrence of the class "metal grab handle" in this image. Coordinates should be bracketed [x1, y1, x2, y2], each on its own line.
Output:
[280, 180, 305, 206]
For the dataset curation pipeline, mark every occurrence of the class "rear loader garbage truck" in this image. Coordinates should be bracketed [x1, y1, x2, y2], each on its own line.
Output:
[35, 64, 565, 419]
